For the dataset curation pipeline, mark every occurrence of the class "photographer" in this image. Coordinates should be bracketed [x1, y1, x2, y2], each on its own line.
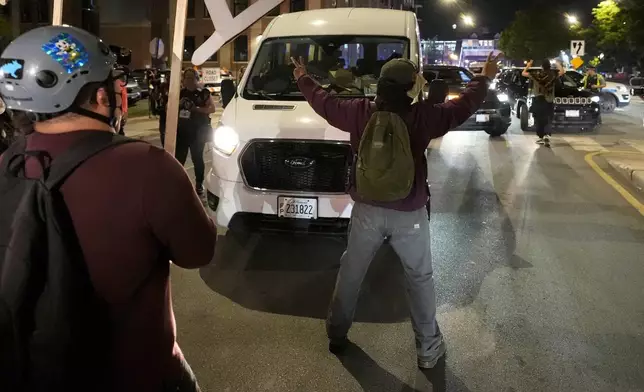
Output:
[176, 68, 217, 195]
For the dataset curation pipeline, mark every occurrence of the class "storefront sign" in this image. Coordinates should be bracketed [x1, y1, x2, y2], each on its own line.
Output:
[193, 0, 284, 65]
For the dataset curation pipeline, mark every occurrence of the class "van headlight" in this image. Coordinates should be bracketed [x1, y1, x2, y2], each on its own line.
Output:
[591, 96, 600, 103]
[213, 125, 239, 156]
[497, 93, 509, 102]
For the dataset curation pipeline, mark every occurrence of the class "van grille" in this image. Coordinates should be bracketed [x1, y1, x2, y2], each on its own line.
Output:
[239, 140, 352, 193]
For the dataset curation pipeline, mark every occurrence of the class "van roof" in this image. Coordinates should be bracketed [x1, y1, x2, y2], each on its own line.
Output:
[263, 8, 416, 39]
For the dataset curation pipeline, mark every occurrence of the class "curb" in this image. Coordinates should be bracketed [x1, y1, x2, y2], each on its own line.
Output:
[632, 171, 644, 193]
[605, 156, 644, 194]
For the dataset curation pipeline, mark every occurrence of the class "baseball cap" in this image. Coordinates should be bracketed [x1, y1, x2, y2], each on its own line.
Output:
[379, 58, 417, 85]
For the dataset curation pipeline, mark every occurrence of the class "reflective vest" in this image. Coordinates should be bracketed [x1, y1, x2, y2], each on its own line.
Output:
[582, 74, 604, 88]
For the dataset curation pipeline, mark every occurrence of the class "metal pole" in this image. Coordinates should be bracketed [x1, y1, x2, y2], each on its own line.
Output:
[10, 0, 20, 37]
[164, 0, 188, 156]
[52, 0, 63, 25]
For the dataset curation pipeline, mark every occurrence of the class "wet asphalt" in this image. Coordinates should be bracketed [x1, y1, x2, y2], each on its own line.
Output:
[167, 104, 644, 392]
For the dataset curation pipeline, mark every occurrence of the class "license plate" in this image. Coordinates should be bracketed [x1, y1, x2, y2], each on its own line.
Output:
[565, 110, 580, 117]
[476, 114, 490, 122]
[278, 197, 318, 219]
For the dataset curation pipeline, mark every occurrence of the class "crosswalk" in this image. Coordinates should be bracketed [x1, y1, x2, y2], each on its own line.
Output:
[560, 136, 609, 152]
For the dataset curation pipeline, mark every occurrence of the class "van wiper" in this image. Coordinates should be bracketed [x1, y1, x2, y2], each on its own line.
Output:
[245, 89, 279, 100]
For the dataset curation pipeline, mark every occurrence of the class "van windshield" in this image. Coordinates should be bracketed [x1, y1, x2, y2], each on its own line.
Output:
[243, 35, 409, 101]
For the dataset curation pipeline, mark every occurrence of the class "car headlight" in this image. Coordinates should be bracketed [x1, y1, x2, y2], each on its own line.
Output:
[591, 96, 601, 102]
[497, 93, 509, 102]
[616, 84, 627, 92]
[447, 94, 459, 101]
[213, 125, 239, 156]
[489, 81, 497, 90]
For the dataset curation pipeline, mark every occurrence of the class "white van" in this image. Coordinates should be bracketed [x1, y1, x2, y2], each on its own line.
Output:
[205, 8, 421, 234]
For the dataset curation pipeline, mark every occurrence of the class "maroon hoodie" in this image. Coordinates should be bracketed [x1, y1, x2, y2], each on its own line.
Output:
[297, 75, 489, 211]
[1, 131, 217, 391]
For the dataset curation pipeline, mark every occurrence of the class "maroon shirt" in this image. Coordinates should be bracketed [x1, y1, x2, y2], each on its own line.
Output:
[1, 130, 217, 391]
[297, 75, 489, 211]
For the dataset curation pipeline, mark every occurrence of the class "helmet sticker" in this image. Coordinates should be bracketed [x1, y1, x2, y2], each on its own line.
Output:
[42, 33, 89, 74]
[0, 59, 24, 80]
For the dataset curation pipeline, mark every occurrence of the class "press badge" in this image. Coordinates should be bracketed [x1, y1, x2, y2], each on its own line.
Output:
[179, 109, 191, 119]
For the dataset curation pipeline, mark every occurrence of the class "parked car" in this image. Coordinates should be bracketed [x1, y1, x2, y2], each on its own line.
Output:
[126, 79, 142, 105]
[495, 67, 601, 132]
[130, 69, 150, 98]
[422, 64, 511, 137]
[206, 8, 420, 234]
[630, 76, 644, 97]
[565, 70, 630, 112]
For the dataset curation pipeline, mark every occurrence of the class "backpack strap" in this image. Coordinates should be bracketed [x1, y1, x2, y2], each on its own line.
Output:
[45, 132, 140, 190]
[0, 136, 27, 173]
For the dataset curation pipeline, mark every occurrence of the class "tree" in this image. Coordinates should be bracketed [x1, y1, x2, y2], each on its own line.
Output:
[499, 7, 572, 62]
[583, 0, 644, 68]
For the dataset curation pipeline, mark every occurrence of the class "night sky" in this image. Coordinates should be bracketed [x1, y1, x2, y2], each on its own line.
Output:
[418, 0, 597, 39]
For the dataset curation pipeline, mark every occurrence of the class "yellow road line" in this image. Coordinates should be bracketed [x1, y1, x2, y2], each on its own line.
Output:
[584, 151, 644, 216]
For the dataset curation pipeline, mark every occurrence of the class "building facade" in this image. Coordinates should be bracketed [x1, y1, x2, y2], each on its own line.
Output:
[2, 0, 423, 72]
[458, 33, 502, 67]
[101, 0, 423, 72]
[1, 0, 96, 37]
[421, 39, 458, 65]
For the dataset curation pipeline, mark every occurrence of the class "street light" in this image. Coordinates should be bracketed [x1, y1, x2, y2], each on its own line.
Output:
[566, 14, 579, 25]
[462, 14, 474, 26]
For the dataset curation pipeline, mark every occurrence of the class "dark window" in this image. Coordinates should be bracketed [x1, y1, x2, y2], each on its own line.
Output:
[81, 0, 99, 35]
[205, 36, 218, 61]
[187, 0, 195, 18]
[184, 36, 196, 61]
[234, 35, 248, 62]
[233, 0, 248, 16]
[36, 0, 49, 23]
[290, 0, 306, 12]
[267, 5, 280, 16]
[20, 2, 31, 22]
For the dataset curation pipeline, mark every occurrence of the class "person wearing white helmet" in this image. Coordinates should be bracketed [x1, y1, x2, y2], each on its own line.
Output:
[0, 26, 215, 391]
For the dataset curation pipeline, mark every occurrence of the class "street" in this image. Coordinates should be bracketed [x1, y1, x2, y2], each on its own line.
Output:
[129, 100, 644, 392]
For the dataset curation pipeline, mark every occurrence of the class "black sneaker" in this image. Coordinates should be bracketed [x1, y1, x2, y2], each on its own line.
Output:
[195, 184, 204, 195]
[329, 337, 349, 355]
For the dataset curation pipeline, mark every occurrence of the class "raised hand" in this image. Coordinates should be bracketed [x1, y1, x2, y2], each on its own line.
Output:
[291, 56, 307, 81]
[482, 51, 504, 80]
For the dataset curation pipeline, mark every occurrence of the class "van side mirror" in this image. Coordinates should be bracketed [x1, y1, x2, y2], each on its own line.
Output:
[220, 79, 236, 108]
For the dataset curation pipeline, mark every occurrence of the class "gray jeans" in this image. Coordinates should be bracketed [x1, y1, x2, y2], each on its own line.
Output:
[327, 202, 443, 358]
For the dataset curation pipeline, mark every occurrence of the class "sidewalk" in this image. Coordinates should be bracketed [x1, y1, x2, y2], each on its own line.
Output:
[605, 140, 644, 195]
[124, 117, 160, 141]
[125, 107, 224, 141]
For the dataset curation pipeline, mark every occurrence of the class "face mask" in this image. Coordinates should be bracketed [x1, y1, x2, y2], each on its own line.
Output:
[407, 72, 427, 105]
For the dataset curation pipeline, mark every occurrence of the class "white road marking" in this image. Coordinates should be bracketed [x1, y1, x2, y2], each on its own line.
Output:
[560, 136, 608, 152]
[622, 139, 644, 153]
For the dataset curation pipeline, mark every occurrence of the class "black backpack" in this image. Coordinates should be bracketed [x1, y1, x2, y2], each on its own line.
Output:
[0, 132, 138, 391]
